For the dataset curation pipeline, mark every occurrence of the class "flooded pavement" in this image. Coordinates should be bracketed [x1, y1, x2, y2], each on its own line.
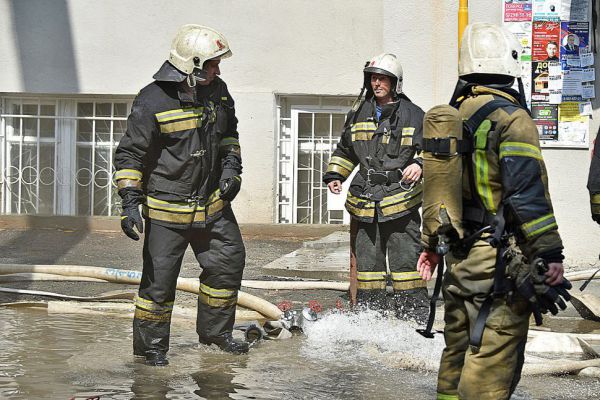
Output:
[1, 307, 600, 399]
[2, 225, 600, 399]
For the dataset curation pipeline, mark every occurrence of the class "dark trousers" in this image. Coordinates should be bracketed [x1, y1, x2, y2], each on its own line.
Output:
[133, 207, 245, 356]
[355, 210, 428, 321]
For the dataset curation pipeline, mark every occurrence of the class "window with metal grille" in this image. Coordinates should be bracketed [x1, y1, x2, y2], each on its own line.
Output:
[0, 96, 132, 216]
[276, 95, 355, 224]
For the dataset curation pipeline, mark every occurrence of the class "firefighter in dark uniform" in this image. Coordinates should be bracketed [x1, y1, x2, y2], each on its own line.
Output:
[323, 53, 428, 322]
[588, 130, 600, 224]
[114, 24, 248, 366]
[418, 23, 570, 399]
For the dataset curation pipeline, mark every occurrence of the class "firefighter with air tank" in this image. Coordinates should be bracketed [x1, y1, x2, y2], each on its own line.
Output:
[417, 23, 572, 399]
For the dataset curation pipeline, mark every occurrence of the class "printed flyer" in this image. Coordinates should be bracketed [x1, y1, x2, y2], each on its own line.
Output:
[504, 0, 533, 22]
[532, 21, 561, 61]
[532, 103, 559, 140]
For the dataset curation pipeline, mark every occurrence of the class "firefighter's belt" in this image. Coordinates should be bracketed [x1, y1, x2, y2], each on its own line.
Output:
[362, 168, 402, 186]
[422, 137, 473, 156]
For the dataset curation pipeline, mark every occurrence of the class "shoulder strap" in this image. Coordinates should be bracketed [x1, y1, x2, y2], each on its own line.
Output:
[463, 98, 517, 138]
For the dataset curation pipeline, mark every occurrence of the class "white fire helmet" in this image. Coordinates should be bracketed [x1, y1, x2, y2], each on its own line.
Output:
[169, 24, 232, 75]
[458, 23, 521, 79]
[364, 53, 404, 94]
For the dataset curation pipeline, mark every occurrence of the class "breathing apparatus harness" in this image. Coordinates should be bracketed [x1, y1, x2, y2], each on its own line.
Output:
[418, 82, 572, 345]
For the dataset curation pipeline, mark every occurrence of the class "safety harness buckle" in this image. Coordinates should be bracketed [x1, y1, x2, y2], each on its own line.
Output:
[366, 169, 389, 185]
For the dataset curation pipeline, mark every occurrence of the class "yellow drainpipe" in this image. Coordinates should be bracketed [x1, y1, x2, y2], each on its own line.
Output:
[458, 0, 469, 52]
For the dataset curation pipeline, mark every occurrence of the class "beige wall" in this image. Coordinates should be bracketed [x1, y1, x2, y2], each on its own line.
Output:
[1, 0, 598, 265]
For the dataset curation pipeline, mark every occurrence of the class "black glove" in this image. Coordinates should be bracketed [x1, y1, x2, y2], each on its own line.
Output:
[507, 252, 572, 325]
[219, 169, 241, 201]
[119, 188, 144, 241]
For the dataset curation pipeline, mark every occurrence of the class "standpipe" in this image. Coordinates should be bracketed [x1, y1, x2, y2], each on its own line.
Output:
[458, 0, 469, 52]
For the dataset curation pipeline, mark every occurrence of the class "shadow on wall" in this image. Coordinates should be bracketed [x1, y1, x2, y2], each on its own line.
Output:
[10, 0, 80, 92]
[0, 215, 90, 303]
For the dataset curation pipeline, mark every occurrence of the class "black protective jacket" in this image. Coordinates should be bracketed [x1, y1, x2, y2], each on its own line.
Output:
[114, 71, 241, 228]
[323, 96, 425, 223]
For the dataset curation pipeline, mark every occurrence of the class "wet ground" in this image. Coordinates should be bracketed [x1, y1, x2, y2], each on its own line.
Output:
[1, 223, 600, 399]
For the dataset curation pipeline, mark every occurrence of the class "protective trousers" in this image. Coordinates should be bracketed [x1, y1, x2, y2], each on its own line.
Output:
[133, 207, 245, 357]
[436, 240, 530, 400]
[355, 210, 428, 321]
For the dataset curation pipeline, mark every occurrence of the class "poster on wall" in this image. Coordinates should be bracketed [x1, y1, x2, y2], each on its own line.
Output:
[533, 0, 561, 20]
[560, 21, 590, 63]
[532, 21, 561, 61]
[532, 61, 550, 101]
[504, 0, 533, 21]
[555, 102, 589, 146]
[532, 103, 559, 140]
[560, 0, 590, 21]
[503, 0, 590, 148]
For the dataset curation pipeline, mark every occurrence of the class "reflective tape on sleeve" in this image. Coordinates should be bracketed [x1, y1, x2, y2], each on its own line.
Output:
[520, 213, 558, 239]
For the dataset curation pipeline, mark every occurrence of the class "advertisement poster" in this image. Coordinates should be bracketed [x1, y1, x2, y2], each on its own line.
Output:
[561, 0, 590, 21]
[504, 0, 533, 22]
[556, 102, 589, 146]
[532, 21, 561, 61]
[532, 61, 550, 101]
[560, 21, 590, 63]
[532, 103, 558, 140]
[533, 0, 561, 20]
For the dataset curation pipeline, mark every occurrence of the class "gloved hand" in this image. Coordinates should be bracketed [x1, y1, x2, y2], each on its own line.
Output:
[119, 188, 144, 241]
[121, 207, 144, 241]
[219, 169, 242, 201]
[506, 252, 572, 325]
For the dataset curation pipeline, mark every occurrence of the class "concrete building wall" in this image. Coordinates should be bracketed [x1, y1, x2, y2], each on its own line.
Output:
[1, 0, 598, 265]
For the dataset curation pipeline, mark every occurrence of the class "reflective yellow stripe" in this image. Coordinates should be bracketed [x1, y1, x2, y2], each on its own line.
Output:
[402, 127, 415, 136]
[329, 156, 354, 171]
[117, 179, 142, 190]
[346, 193, 376, 218]
[219, 137, 240, 147]
[198, 292, 237, 307]
[592, 204, 600, 214]
[350, 122, 377, 132]
[220, 97, 228, 101]
[199, 283, 237, 299]
[475, 149, 495, 213]
[400, 137, 412, 146]
[379, 182, 423, 207]
[473, 120, 495, 213]
[155, 107, 204, 122]
[326, 164, 353, 178]
[352, 132, 375, 141]
[392, 280, 427, 290]
[357, 281, 387, 290]
[499, 141, 543, 160]
[134, 308, 172, 322]
[357, 271, 387, 281]
[160, 118, 201, 134]
[146, 196, 197, 213]
[391, 271, 422, 281]
[134, 295, 173, 312]
[521, 213, 558, 239]
[437, 393, 459, 400]
[327, 156, 355, 178]
[591, 193, 600, 204]
[143, 206, 201, 224]
[115, 169, 142, 181]
[382, 135, 391, 144]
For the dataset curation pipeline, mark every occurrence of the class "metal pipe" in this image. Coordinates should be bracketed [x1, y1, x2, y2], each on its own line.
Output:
[458, 0, 469, 52]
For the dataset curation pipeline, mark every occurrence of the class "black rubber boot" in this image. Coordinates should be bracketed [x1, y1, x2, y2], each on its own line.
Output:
[199, 333, 249, 354]
[392, 288, 429, 324]
[356, 289, 388, 311]
[143, 350, 169, 366]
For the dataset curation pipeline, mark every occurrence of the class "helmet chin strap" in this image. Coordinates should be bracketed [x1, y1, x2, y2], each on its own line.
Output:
[187, 74, 197, 88]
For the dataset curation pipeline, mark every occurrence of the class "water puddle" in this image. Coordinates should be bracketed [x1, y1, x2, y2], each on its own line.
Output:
[1, 307, 599, 399]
